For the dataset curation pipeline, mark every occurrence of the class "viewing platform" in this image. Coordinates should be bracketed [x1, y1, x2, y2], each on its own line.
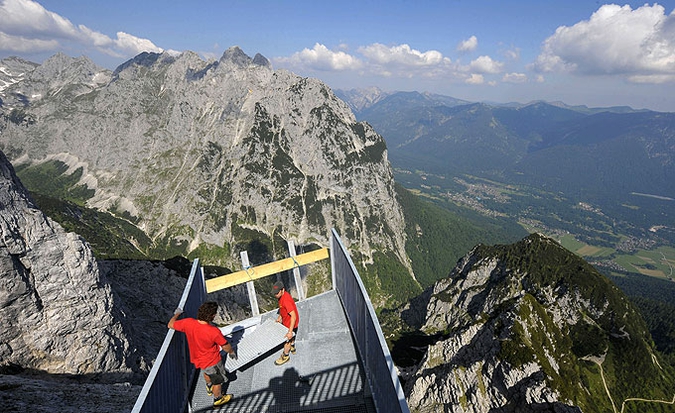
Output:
[191, 289, 375, 412]
[132, 229, 410, 413]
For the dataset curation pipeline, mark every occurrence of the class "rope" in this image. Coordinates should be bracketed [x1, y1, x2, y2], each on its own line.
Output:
[243, 265, 255, 281]
[290, 256, 300, 270]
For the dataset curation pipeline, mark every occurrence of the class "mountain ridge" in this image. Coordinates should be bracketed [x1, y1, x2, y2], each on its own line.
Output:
[0, 49, 416, 306]
[346, 88, 675, 251]
[386, 233, 675, 412]
[345, 89, 675, 186]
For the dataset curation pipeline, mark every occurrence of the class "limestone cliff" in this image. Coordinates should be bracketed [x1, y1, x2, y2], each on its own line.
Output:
[0, 150, 133, 377]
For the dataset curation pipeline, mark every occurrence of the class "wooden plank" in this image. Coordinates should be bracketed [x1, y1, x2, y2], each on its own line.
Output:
[206, 247, 329, 293]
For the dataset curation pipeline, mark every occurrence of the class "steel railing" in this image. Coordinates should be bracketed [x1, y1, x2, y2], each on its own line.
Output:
[330, 228, 410, 413]
[131, 259, 205, 413]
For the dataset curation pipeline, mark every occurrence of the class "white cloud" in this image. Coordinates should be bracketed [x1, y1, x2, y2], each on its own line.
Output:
[276, 42, 462, 81]
[276, 43, 362, 71]
[0, 31, 58, 52]
[0, 0, 78, 39]
[502, 72, 527, 83]
[356, 43, 463, 81]
[465, 73, 484, 85]
[504, 47, 520, 61]
[469, 55, 504, 74]
[457, 35, 478, 53]
[358, 43, 445, 66]
[0, 0, 163, 59]
[114, 32, 162, 56]
[274, 41, 507, 87]
[78, 25, 113, 48]
[628, 74, 675, 83]
[532, 3, 675, 83]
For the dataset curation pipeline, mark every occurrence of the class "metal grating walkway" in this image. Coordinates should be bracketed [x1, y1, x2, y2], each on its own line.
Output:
[189, 289, 377, 413]
[224, 320, 289, 372]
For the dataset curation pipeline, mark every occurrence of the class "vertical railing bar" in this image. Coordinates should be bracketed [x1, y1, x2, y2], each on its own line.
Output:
[288, 240, 305, 300]
[240, 251, 260, 316]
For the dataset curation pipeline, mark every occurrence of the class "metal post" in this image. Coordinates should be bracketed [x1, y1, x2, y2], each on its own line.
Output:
[287, 240, 305, 300]
[330, 231, 336, 290]
[241, 251, 260, 316]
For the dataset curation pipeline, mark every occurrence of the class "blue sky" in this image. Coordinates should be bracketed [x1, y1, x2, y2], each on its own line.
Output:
[2, 0, 675, 111]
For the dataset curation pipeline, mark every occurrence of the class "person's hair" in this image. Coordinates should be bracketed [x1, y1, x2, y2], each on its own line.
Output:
[197, 301, 218, 322]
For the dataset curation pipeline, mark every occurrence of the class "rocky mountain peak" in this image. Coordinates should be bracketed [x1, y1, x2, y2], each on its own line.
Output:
[0, 55, 38, 73]
[0, 50, 414, 305]
[112, 51, 165, 75]
[394, 233, 672, 412]
[31, 52, 106, 84]
[220, 45, 254, 67]
[0, 56, 39, 97]
[0, 53, 110, 110]
[334, 86, 389, 112]
[252, 52, 271, 68]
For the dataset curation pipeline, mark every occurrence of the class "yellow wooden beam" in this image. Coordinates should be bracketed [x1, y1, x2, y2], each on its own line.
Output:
[206, 247, 330, 293]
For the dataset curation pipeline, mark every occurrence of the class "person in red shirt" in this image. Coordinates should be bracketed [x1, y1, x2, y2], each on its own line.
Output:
[272, 281, 299, 366]
[168, 301, 236, 407]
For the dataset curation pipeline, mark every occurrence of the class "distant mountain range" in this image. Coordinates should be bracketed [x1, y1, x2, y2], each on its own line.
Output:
[338, 88, 675, 243]
[335, 87, 650, 115]
[340, 89, 674, 188]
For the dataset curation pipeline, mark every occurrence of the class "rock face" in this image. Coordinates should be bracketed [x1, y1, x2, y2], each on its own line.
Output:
[0, 150, 133, 377]
[0, 56, 39, 97]
[0, 149, 250, 410]
[0, 50, 412, 290]
[394, 233, 673, 412]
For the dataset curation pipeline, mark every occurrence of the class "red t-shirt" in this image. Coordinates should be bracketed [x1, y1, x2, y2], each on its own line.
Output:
[173, 318, 227, 369]
[278, 291, 299, 329]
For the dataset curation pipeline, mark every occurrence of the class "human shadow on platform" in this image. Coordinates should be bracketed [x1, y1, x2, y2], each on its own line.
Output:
[192, 361, 370, 413]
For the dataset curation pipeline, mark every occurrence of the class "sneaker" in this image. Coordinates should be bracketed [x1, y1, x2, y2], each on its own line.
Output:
[213, 394, 233, 406]
[205, 382, 213, 396]
[274, 353, 290, 366]
[290, 345, 296, 354]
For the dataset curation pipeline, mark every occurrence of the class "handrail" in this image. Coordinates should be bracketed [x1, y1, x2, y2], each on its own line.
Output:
[131, 259, 204, 413]
[330, 229, 411, 413]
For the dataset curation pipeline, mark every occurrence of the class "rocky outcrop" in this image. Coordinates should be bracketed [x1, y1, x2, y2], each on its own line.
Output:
[0, 56, 39, 97]
[0, 150, 136, 377]
[394, 233, 672, 412]
[0, 149, 249, 410]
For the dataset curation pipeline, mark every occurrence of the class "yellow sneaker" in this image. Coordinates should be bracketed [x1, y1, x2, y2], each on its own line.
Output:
[274, 353, 290, 365]
[213, 394, 233, 406]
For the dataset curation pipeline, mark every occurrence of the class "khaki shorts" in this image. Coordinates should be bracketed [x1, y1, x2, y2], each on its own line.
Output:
[203, 358, 228, 386]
